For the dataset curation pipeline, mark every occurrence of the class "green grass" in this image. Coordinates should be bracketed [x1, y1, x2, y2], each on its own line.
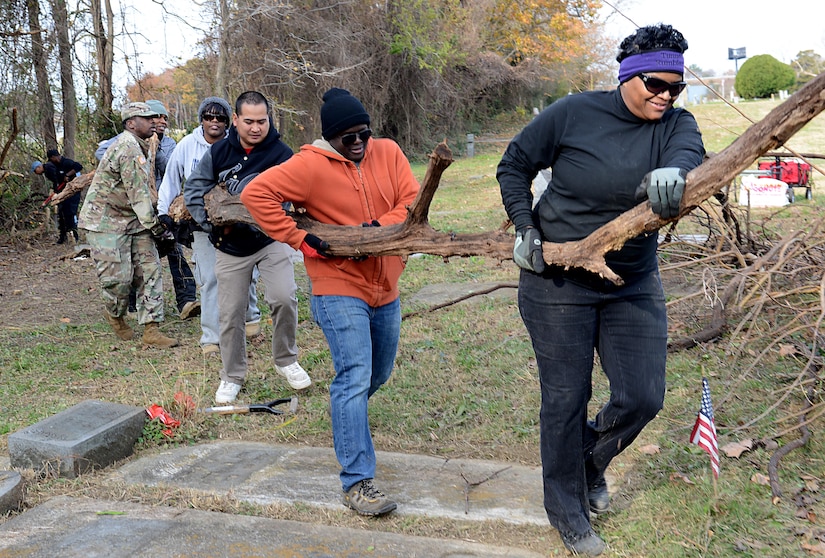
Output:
[3, 97, 825, 555]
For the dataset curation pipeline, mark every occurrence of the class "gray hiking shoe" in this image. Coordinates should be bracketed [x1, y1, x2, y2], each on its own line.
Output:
[342, 479, 397, 516]
[562, 529, 606, 556]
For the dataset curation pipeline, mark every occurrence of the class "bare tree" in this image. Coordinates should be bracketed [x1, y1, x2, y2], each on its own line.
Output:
[50, 0, 77, 158]
[26, 0, 57, 151]
[90, 0, 115, 137]
[215, 0, 230, 99]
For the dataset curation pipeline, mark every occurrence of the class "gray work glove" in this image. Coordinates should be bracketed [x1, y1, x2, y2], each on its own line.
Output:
[513, 227, 545, 273]
[635, 167, 687, 219]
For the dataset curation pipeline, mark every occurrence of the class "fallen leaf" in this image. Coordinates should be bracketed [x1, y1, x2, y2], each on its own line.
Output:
[60, 317, 71, 323]
[669, 472, 695, 485]
[638, 444, 660, 455]
[722, 439, 754, 458]
[801, 474, 821, 493]
[763, 439, 780, 451]
[751, 473, 771, 486]
[779, 344, 797, 357]
[802, 541, 825, 554]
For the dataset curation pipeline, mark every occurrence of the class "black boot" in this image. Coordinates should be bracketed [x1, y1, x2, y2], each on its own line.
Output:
[71, 229, 79, 242]
[56, 234, 67, 245]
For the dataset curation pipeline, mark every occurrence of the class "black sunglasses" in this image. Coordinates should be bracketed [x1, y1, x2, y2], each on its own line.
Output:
[339, 128, 372, 146]
[637, 73, 687, 97]
[202, 113, 229, 123]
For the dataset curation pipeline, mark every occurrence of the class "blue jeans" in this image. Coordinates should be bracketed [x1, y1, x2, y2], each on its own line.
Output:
[518, 268, 667, 538]
[311, 295, 400, 492]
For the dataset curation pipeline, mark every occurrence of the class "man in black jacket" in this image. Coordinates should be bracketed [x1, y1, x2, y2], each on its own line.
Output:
[185, 91, 311, 404]
[33, 149, 82, 244]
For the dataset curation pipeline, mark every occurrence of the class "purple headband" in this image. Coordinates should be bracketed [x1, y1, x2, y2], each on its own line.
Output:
[618, 50, 685, 83]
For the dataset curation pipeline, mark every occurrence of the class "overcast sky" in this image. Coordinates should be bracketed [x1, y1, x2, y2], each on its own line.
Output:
[601, 0, 825, 74]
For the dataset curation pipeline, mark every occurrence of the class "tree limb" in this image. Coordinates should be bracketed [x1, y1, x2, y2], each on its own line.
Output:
[541, 72, 825, 284]
[0, 108, 19, 170]
[170, 74, 825, 277]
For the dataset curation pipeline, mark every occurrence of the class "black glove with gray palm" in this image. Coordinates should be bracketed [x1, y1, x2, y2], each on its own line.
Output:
[513, 227, 545, 274]
[635, 167, 686, 220]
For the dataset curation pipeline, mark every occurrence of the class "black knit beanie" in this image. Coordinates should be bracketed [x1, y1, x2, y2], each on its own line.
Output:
[320, 88, 370, 140]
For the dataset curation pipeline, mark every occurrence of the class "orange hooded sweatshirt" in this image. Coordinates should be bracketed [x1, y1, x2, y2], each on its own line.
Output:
[241, 138, 420, 307]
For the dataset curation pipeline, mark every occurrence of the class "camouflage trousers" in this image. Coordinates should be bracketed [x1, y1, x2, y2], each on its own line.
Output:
[86, 230, 164, 324]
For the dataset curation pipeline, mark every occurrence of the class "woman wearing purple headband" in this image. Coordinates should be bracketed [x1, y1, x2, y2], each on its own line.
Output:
[497, 24, 704, 556]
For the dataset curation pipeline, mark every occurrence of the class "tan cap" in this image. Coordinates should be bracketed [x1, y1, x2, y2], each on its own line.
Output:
[121, 101, 158, 121]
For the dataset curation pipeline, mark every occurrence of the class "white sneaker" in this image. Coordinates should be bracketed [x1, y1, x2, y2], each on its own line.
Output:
[275, 362, 312, 390]
[215, 380, 241, 404]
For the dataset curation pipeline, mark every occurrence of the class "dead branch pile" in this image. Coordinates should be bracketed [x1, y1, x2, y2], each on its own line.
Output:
[663, 205, 825, 503]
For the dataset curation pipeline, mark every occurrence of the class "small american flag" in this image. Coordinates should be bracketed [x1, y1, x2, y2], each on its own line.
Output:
[690, 377, 719, 478]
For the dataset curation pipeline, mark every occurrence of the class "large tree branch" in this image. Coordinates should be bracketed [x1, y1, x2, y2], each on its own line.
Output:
[200, 142, 514, 260]
[542, 72, 825, 284]
[179, 73, 825, 274]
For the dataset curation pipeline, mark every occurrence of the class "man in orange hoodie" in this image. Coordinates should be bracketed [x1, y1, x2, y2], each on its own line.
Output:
[242, 88, 419, 517]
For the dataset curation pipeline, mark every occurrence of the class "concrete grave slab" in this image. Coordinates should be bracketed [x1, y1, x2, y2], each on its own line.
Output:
[8, 400, 146, 478]
[0, 496, 546, 557]
[115, 441, 548, 525]
[409, 281, 517, 308]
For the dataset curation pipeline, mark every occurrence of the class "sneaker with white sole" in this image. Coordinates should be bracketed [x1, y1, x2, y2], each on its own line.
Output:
[202, 343, 220, 356]
[215, 380, 241, 404]
[275, 362, 311, 390]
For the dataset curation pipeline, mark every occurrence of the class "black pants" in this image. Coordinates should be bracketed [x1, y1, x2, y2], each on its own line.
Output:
[518, 268, 667, 538]
[57, 193, 81, 239]
[129, 243, 196, 313]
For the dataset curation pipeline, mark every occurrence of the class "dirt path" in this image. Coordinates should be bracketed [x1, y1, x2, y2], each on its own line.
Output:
[0, 231, 100, 329]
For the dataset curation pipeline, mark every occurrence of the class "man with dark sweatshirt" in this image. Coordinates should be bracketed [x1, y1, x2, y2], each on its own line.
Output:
[184, 90, 311, 404]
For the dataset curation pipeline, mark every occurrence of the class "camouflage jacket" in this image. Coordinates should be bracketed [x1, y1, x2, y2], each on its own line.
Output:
[79, 131, 162, 235]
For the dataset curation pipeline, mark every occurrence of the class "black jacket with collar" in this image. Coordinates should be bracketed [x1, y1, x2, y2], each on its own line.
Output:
[184, 121, 293, 257]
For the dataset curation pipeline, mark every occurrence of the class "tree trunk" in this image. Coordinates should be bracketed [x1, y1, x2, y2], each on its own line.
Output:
[26, 0, 57, 152]
[216, 0, 230, 99]
[50, 0, 77, 159]
[91, 0, 115, 137]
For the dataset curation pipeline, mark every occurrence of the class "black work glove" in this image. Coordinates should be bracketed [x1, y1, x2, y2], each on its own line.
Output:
[513, 227, 545, 273]
[635, 167, 686, 220]
[158, 214, 175, 231]
[350, 220, 381, 261]
[299, 234, 331, 259]
[152, 229, 177, 258]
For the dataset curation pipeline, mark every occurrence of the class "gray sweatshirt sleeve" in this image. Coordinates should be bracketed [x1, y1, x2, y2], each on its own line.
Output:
[183, 148, 216, 231]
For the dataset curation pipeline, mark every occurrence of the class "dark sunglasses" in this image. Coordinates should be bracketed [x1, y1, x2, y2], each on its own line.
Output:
[202, 113, 229, 123]
[339, 128, 372, 146]
[637, 73, 687, 97]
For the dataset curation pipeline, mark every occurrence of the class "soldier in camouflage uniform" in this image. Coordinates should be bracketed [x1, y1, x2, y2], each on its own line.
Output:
[78, 101, 179, 348]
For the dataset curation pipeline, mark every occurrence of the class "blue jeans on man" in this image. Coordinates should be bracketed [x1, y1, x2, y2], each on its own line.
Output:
[518, 268, 666, 539]
[311, 295, 401, 492]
